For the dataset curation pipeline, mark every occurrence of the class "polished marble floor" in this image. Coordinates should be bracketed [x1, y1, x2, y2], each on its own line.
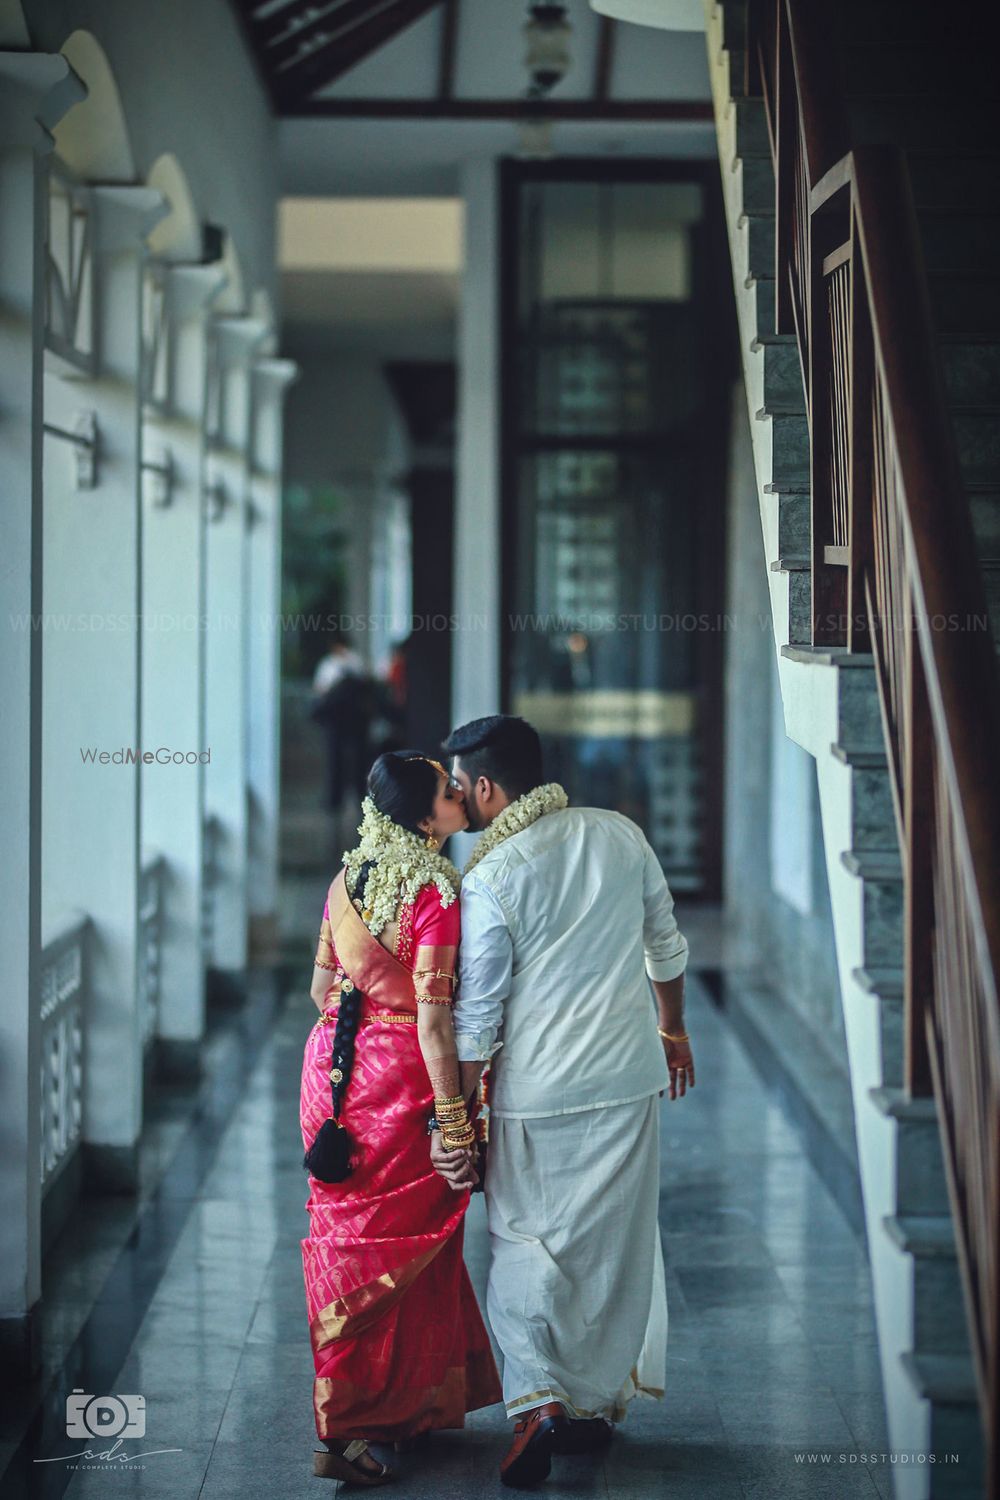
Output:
[1, 964, 894, 1500]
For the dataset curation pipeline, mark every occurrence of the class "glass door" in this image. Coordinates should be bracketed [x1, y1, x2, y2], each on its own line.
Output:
[501, 166, 733, 897]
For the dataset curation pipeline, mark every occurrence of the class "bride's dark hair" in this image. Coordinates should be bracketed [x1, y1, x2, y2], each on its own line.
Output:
[366, 750, 440, 836]
[303, 749, 444, 1186]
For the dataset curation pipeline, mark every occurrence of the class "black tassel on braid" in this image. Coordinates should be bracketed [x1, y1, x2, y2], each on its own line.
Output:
[303, 863, 373, 1183]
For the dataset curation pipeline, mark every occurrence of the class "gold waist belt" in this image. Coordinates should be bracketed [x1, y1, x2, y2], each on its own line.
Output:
[318, 1010, 416, 1026]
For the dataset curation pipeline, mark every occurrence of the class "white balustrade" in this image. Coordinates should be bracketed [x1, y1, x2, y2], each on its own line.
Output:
[39, 920, 87, 1190]
[138, 856, 165, 1049]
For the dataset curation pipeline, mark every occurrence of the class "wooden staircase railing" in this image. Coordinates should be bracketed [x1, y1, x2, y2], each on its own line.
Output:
[744, 0, 1000, 1480]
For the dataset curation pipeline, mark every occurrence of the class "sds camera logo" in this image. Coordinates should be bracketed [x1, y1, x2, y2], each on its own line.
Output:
[65, 1389, 147, 1441]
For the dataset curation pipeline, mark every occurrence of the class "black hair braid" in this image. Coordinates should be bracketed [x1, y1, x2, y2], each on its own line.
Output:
[302, 863, 372, 1183]
[329, 860, 373, 1119]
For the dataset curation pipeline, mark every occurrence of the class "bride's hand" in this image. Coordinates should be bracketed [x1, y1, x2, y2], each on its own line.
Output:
[429, 1130, 479, 1191]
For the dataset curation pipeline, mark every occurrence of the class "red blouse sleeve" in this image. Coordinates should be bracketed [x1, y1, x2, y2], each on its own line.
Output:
[411, 885, 460, 1004]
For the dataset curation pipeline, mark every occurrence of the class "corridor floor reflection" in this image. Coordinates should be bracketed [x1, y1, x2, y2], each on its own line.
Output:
[2, 969, 891, 1500]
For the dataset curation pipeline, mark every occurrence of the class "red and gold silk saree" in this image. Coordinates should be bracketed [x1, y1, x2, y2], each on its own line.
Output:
[300, 869, 501, 1441]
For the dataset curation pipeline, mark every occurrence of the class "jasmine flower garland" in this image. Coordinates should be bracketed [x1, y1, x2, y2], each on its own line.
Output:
[344, 797, 461, 938]
[463, 783, 569, 876]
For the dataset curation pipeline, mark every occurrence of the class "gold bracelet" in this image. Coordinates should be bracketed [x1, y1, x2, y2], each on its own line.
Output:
[658, 1027, 690, 1042]
[435, 1093, 464, 1107]
[441, 1126, 475, 1149]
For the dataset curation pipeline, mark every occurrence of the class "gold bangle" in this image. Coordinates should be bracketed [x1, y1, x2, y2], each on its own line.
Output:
[441, 1127, 475, 1149]
[435, 1093, 463, 1106]
[658, 1028, 690, 1042]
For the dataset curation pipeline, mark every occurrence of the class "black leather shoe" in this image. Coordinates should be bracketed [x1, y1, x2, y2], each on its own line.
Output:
[551, 1417, 614, 1455]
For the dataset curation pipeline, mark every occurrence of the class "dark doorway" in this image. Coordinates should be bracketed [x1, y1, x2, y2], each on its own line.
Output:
[500, 160, 735, 899]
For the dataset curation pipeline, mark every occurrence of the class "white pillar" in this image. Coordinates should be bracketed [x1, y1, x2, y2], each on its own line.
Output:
[41, 182, 167, 1191]
[247, 357, 298, 954]
[203, 316, 269, 972]
[0, 50, 84, 1374]
[453, 158, 502, 726]
[140, 262, 226, 1067]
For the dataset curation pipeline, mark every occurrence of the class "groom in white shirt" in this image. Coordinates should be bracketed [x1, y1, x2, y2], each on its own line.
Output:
[432, 715, 693, 1489]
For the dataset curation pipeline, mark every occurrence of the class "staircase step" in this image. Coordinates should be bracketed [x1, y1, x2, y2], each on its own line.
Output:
[831, 743, 887, 768]
[853, 967, 904, 1086]
[842, 848, 903, 880]
[887, 1216, 970, 1358]
[900, 1349, 979, 1409]
[940, 342, 1000, 409]
[722, 45, 746, 99]
[777, 490, 810, 557]
[716, 0, 746, 53]
[836, 666, 884, 752]
[901, 1354, 985, 1498]
[787, 570, 811, 646]
[740, 212, 774, 280]
[747, 276, 778, 341]
[769, 412, 810, 491]
[754, 340, 806, 415]
[870, 1089, 949, 1211]
[781, 644, 874, 666]
[852, 965, 904, 999]
[875, 989, 905, 1087]
[869, 1086, 938, 1124]
[730, 96, 770, 160]
[870, 1088, 948, 1216]
[885, 1213, 957, 1259]
[735, 155, 774, 218]
[849, 765, 898, 852]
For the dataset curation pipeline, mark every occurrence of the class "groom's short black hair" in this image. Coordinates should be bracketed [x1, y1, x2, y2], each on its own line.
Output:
[442, 715, 543, 800]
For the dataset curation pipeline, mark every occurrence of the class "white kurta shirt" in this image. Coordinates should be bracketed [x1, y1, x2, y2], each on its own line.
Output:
[453, 805, 688, 1118]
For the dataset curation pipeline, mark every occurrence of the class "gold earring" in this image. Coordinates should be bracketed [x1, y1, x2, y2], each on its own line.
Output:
[425, 833, 440, 851]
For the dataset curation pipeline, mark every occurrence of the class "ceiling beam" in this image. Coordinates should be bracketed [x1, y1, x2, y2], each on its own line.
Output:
[253, 0, 328, 48]
[275, 0, 445, 105]
[437, 0, 458, 100]
[284, 96, 716, 120]
[593, 16, 615, 102]
[266, 0, 390, 70]
[228, 0, 285, 111]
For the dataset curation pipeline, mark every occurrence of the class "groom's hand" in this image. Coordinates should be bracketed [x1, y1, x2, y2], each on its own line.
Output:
[661, 1037, 695, 1100]
[429, 1130, 479, 1191]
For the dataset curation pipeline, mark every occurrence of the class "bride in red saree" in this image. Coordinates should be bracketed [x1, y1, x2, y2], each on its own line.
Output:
[301, 752, 501, 1485]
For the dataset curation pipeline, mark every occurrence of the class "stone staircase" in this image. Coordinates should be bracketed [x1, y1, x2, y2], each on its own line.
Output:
[704, 3, 989, 1495]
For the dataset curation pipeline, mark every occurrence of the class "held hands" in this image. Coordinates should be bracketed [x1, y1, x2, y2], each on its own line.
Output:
[660, 1032, 695, 1100]
[429, 1129, 479, 1191]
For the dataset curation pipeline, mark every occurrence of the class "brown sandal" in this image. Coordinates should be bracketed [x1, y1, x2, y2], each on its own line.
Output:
[313, 1439, 393, 1486]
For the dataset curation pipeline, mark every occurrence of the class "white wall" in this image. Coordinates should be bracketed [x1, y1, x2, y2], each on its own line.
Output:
[21, 0, 277, 303]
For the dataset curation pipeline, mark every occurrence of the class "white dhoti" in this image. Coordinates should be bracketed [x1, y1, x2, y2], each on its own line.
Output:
[485, 1094, 667, 1423]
